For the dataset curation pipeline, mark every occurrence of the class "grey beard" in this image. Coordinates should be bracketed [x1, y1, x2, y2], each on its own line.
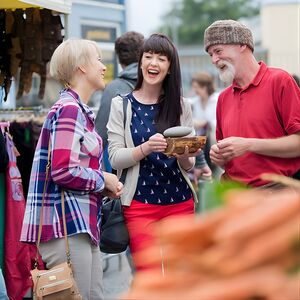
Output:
[219, 70, 235, 84]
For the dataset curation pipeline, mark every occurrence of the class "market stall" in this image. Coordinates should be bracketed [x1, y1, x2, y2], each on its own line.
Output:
[0, 0, 72, 14]
[0, 2, 72, 299]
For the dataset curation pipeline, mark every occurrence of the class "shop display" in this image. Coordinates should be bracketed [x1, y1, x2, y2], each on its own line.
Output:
[0, 8, 64, 101]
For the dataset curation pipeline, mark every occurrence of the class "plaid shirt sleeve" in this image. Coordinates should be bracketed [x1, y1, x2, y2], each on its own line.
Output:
[50, 101, 105, 193]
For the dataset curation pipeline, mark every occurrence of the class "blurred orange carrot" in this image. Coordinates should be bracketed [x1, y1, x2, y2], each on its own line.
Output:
[217, 215, 299, 275]
[213, 191, 300, 242]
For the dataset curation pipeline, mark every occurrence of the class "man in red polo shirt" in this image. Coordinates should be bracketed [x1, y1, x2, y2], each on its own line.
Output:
[204, 19, 300, 187]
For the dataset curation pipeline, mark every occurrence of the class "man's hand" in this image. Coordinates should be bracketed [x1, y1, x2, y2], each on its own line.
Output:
[217, 137, 251, 160]
[210, 144, 228, 167]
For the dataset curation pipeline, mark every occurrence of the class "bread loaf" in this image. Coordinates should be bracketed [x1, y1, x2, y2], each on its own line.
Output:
[164, 136, 206, 155]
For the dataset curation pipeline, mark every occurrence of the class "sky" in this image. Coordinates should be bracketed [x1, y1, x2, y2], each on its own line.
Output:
[126, 0, 176, 37]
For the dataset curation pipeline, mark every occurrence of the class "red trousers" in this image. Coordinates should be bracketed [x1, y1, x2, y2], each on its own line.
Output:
[123, 199, 194, 271]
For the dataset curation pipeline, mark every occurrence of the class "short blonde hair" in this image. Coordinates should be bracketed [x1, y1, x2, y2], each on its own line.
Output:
[50, 38, 101, 87]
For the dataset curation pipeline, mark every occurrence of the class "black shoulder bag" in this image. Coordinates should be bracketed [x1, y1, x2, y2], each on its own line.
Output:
[100, 96, 130, 253]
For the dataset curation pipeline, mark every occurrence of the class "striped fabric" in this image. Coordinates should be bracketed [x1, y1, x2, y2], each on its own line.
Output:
[21, 89, 105, 245]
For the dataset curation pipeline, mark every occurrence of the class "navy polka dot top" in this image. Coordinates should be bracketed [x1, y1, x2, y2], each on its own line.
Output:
[129, 93, 193, 205]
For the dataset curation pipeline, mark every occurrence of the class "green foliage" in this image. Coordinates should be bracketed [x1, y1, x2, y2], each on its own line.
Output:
[159, 0, 260, 45]
[196, 180, 248, 212]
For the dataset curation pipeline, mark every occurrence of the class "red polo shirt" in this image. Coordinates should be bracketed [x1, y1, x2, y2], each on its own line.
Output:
[216, 62, 300, 186]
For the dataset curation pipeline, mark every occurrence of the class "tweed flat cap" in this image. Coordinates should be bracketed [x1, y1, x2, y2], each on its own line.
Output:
[204, 19, 254, 52]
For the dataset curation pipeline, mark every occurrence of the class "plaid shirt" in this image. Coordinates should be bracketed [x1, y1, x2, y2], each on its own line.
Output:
[21, 89, 105, 245]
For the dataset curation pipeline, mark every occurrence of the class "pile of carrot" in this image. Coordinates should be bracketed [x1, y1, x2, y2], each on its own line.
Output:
[121, 188, 300, 300]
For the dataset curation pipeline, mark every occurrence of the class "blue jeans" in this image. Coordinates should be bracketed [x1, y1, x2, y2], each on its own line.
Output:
[0, 268, 8, 300]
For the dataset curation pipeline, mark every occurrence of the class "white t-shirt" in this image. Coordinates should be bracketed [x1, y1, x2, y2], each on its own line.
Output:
[189, 92, 219, 137]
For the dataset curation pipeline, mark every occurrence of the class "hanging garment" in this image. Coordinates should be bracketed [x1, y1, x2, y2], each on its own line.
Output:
[6, 10, 22, 78]
[0, 10, 12, 102]
[0, 173, 5, 270]
[4, 133, 32, 300]
[16, 9, 64, 99]
[10, 121, 40, 198]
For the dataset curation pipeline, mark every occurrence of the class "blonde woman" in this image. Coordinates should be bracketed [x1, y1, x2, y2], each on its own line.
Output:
[21, 39, 123, 299]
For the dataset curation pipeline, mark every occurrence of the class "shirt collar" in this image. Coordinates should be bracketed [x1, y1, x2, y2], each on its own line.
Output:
[232, 61, 267, 91]
[60, 88, 95, 122]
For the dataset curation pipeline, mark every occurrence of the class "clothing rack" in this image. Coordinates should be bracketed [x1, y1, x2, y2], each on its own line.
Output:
[0, 106, 44, 113]
[0, 106, 48, 122]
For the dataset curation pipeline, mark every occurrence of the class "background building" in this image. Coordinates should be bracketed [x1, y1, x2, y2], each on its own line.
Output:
[261, 0, 300, 77]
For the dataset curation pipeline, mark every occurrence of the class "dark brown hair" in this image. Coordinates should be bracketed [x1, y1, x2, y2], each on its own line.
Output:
[191, 72, 215, 96]
[115, 31, 144, 66]
[135, 33, 182, 133]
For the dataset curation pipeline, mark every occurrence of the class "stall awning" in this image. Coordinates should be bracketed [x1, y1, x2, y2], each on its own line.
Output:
[0, 0, 72, 14]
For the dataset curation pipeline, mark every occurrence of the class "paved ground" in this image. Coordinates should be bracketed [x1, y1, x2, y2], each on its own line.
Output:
[102, 251, 133, 300]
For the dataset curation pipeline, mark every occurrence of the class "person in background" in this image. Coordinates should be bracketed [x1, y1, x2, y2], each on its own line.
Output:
[95, 31, 144, 172]
[21, 38, 123, 299]
[204, 19, 300, 187]
[190, 72, 219, 179]
[0, 129, 8, 299]
[107, 33, 210, 271]
[292, 74, 300, 87]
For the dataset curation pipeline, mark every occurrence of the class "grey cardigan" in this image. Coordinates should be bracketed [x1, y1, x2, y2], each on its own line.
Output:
[107, 95, 199, 206]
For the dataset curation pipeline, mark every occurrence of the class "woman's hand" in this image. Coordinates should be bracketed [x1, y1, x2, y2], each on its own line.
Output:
[173, 146, 203, 159]
[172, 146, 202, 172]
[102, 172, 123, 198]
[143, 133, 168, 155]
[193, 165, 212, 184]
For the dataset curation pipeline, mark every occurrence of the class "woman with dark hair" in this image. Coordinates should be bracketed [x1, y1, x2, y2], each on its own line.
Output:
[107, 33, 210, 271]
